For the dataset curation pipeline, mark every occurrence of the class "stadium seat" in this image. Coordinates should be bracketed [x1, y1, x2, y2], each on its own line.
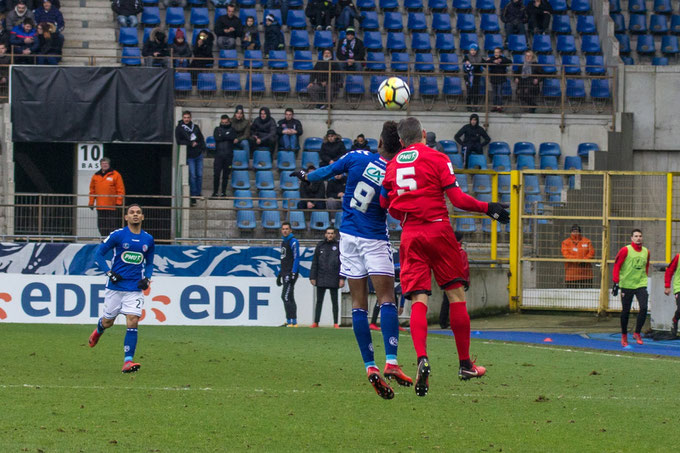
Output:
[387, 214, 402, 231]
[537, 54, 557, 74]
[566, 78, 586, 99]
[628, 0, 646, 13]
[314, 30, 333, 49]
[391, 52, 409, 71]
[585, 55, 605, 75]
[577, 142, 599, 157]
[457, 13, 476, 32]
[442, 76, 463, 101]
[539, 142, 561, 157]
[190, 7, 210, 26]
[342, 138, 353, 151]
[514, 141, 536, 156]
[411, 33, 432, 52]
[611, 13, 625, 33]
[245, 73, 265, 96]
[233, 190, 254, 209]
[237, 210, 256, 229]
[295, 74, 310, 95]
[432, 13, 452, 33]
[672, 15, 680, 34]
[616, 33, 631, 54]
[402, 0, 422, 9]
[345, 75, 366, 102]
[366, 138, 378, 152]
[524, 175, 540, 194]
[540, 155, 559, 170]
[492, 154, 512, 171]
[548, 0, 567, 13]
[361, 11, 380, 30]
[290, 30, 310, 49]
[366, 52, 387, 71]
[508, 34, 528, 53]
[484, 33, 503, 52]
[205, 136, 216, 151]
[476, 0, 495, 11]
[654, 0, 672, 14]
[440, 140, 458, 154]
[524, 194, 545, 215]
[456, 174, 468, 192]
[214, 7, 226, 23]
[480, 13, 500, 33]
[428, 0, 448, 11]
[590, 79, 610, 99]
[301, 151, 321, 169]
[552, 14, 572, 34]
[581, 35, 601, 53]
[238, 8, 256, 25]
[121, 47, 142, 66]
[231, 170, 251, 189]
[232, 150, 249, 170]
[277, 151, 296, 171]
[488, 141, 511, 156]
[141, 7, 161, 26]
[268, 50, 288, 69]
[415, 53, 435, 72]
[383, 12, 403, 31]
[556, 35, 576, 53]
[577, 15, 597, 34]
[453, 0, 472, 11]
[165, 7, 185, 26]
[544, 175, 563, 195]
[253, 151, 273, 170]
[435, 34, 456, 53]
[244, 50, 264, 68]
[357, 0, 376, 10]
[119, 27, 139, 46]
[456, 217, 477, 233]
[255, 170, 275, 190]
[662, 35, 680, 55]
[468, 154, 488, 169]
[363, 31, 383, 51]
[304, 137, 323, 152]
[407, 12, 427, 32]
[292, 50, 313, 71]
[221, 73, 241, 95]
[419, 76, 439, 100]
[288, 211, 306, 230]
[258, 190, 278, 209]
[561, 55, 581, 74]
[449, 153, 464, 168]
[280, 172, 300, 190]
[516, 155, 535, 170]
[628, 13, 647, 33]
[498, 174, 511, 193]
[218, 49, 238, 69]
[287, 9, 306, 28]
[310, 211, 331, 231]
[282, 191, 301, 210]
[380, 0, 399, 9]
[237, 0, 255, 6]
[262, 210, 282, 230]
[650, 14, 669, 33]
[386, 32, 407, 52]
[532, 34, 552, 53]
[439, 52, 460, 72]
[564, 156, 582, 170]
[571, 0, 590, 13]
[197, 72, 217, 97]
[636, 35, 655, 54]
[542, 78, 561, 98]
[610, 0, 621, 13]
[459, 33, 479, 51]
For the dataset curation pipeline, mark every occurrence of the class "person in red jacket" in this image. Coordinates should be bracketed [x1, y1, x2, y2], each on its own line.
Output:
[89, 157, 125, 236]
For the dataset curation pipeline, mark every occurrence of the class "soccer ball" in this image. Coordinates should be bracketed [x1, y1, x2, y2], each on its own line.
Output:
[377, 77, 411, 110]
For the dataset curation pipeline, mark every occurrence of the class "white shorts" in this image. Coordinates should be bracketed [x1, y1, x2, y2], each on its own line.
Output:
[103, 289, 145, 319]
[339, 232, 394, 279]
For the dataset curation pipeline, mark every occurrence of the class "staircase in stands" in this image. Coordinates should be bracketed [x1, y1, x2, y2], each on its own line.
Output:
[61, 0, 119, 65]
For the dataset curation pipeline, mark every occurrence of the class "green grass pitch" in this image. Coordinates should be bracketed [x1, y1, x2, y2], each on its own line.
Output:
[1, 323, 678, 452]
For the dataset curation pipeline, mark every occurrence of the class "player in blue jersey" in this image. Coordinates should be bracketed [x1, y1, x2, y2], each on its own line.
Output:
[88, 204, 155, 373]
[292, 121, 411, 399]
[277, 222, 300, 327]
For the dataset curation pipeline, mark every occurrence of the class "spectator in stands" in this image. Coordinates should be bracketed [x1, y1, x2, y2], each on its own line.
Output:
[6, 1, 34, 29]
[319, 129, 345, 167]
[231, 105, 251, 154]
[249, 107, 277, 154]
[88, 157, 125, 237]
[526, 0, 552, 37]
[112, 0, 143, 29]
[307, 49, 342, 109]
[454, 113, 491, 169]
[351, 133, 368, 150]
[215, 4, 241, 51]
[163, 0, 186, 8]
[484, 47, 512, 112]
[463, 44, 483, 111]
[426, 131, 445, 153]
[36, 21, 61, 64]
[142, 27, 169, 67]
[175, 110, 206, 206]
[0, 20, 11, 47]
[277, 108, 303, 152]
[0, 43, 10, 85]
[171, 29, 191, 68]
[263, 14, 284, 55]
[241, 15, 260, 51]
[34, 0, 63, 33]
[335, 0, 360, 31]
[325, 174, 346, 211]
[212, 114, 236, 198]
[266, 0, 289, 26]
[513, 49, 543, 113]
[501, 0, 527, 38]
[306, 0, 335, 31]
[189, 29, 214, 85]
[298, 164, 326, 210]
[336, 27, 364, 72]
[561, 224, 595, 288]
[11, 17, 39, 64]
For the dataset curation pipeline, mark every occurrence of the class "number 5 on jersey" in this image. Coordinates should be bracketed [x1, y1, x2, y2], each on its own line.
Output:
[396, 167, 417, 195]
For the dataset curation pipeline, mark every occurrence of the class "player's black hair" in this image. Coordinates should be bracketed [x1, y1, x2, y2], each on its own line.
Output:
[397, 117, 422, 147]
[325, 227, 335, 233]
[127, 203, 143, 213]
[632, 228, 642, 235]
[285, 108, 294, 114]
[182, 110, 192, 117]
[220, 114, 229, 120]
[379, 121, 401, 157]
[282, 221, 291, 228]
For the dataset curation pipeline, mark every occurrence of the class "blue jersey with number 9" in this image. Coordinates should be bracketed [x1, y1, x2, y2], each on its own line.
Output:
[307, 151, 389, 241]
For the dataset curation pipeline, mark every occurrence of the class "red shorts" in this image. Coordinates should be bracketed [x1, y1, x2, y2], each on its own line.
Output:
[399, 220, 467, 298]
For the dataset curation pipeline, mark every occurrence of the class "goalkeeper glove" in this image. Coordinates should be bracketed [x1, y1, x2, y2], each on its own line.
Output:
[137, 278, 150, 290]
[106, 270, 122, 283]
[486, 202, 510, 224]
[289, 170, 309, 184]
[612, 283, 619, 297]
[276, 274, 282, 287]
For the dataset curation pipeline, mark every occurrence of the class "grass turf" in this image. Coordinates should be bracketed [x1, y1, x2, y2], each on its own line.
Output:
[1, 323, 679, 452]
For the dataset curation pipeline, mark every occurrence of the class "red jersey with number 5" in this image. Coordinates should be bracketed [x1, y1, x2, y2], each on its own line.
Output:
[382, 143, 459, 224]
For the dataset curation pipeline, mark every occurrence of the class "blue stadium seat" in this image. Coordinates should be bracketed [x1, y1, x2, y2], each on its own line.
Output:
[221, 72, 241, 94]
[268, 50, 288, 69]
[585, 55, 605, 75]
[190, 7, 210, 26]
[290, 30, 310, 49]
[197, 72, 217, 94]
[476, 0, 495, 10]
[561, 55, 581, 74]
[386, 32, 407, 52]
[552, 14, 572, 34]
[672, 15, 680, 34]
[439, 52, 460, 71]
[277, 151, 296, 171]
[258, 190, 278, 209]
[577, 15, 597, 34]
[532, 34, 552, 53]
[449, 153, 464, 168]
[628, 13, 647, 33]
[516, 155, 535, 170]
[342, 138, 353, 151]
[239, 8, 257, 25]
[391, 52, 409, 71]
[231, 170, 251, 189]
[345, 75, 366, 97]
[468, 154, 488, 169]
[481, 14, 500, 33]
[489, 141, 511, 156]
[380, 0, 399, 9]
[564, 156, 582, 170]
[253, 151, 273, 170]
[577, 142, 599, 157]
[141, 7, 161, 26]
[484, 33, 503, 52]
[142, 26, 153, 43]
[245, 73, 265, 95]
[214, 7, 226, 23]
[538, 54, 557, 74]
[404, 0, 423, 9]
[143, 0, 157, 4]
[662, 35, 680, 55]
[590, 79, 610, 99]
[435, 34, 456, 53]
[415, 53, 435, 71]
[295, 73, 310, 94]
[571, 0, 590, 13]
[456, 217, 477, 233]
[262, 210, 282, 230]
[650, 14, 669, 33]
[524, 194, 545, 215]
[314, 30, 334, 49]
[556, 35, 576, 53]
[411, 33, 431, 52]
[539, 142, 561, 157]
[443, 76, 463, 97]
[282, 191, 300, 210]
[287, 9, 307, 29]
[280, 172, 300, 190]
[566, 78, 586, 99]
[456, 13, 476, 32]
[288, 211, 306, 230]
[636, 34, 655, 54]
[357, 0, 376, 10]
[383, 11, 403, 31]
[363, 31, 383, 51]
[301, 151, 321, 169]
[492, 154, 511, 171]
[511, 53, 524, 72]
[453, 0, 472, 11]
[304, 137, 323, 152]
[205, 136, 216, 150]
[610, 0, 621, 13]
[498, 174, 511, 193]
[581, 35, 601, 53]
[548, 0, 567, 13]
[459, 33, 479, 51]
[616, 33, 631, 54]
[121, 47, 142, 66]
[440, 140, 458, 154]
[419, 76, 439, 97]
[428, 0, 447, 10]
[237, 0, 256, 6]
[456, 174, 468, 192]
[514, 141, 536, 156]
[310, 211, 331, 231]
[334, 210, 343, 228]
[544, 175, 563, 194]
[234, 190, 254, 209]
[232, 150, 249, 170]
[387, 214, 402, 231]
[293, 50, 313, 70]
[524, 175, 540, 194]
[244, 49, 264, 68]
[540, 155, 559, 170]
[367, 138, 379, 152]
[366, 52, 386, 70]
[165, 7, 185, 26]
[407, 12, 427, 31]
[119, 27, 138, 46]
[611, 13, 625, 33]
[654, 0, 672, 14]
[255, 170, 275, 190]
[508, 34, 527, 53]
[432, 13, 452, 33]
[628, 0, 646, 13]
[218, 49, 239, 68]
[542, 78, 561, 98]
[361, 11, 380, 30]
[237, 210, 256, 229]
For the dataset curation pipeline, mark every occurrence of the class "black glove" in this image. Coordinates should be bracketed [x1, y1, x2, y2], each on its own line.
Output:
[276, 274, 282, 287]
[289, 170, 310, 184]
[612, 283, 619, 297]
[486, 202, 510, 224]
[106, 270, 122, 283]
[89, 206, 94, 211]
[137, 278, 150, 290]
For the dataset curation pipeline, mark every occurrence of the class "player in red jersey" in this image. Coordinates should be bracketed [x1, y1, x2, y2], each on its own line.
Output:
[381, 117, 509, 396]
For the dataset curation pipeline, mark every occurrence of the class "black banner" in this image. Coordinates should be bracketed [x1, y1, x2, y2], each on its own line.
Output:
[11, 67, 174, 143]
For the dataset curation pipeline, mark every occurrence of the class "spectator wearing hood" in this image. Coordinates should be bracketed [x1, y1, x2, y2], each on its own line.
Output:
[231, 105, 251, 153]
[212, 114, 237, 198]
[189, 29, 214, 85]
[463, 44, 484, 110]
[175, 110, 206, 205]
[484, 47, 512, 112]
[215, 4, 241, 50]
[277, 108, 303, 152]
[6, 1, 34, 29]
[426, 131, 445, 153]
[171, 29, 191, 68]
[501, 0, 527, 37]
[307, 48, 342, 109]
[36, 21, 61, 64]
[351, 133, 369, 151]
[319, 129, 345, 167]
[263, 14, 284, 55]
[34, 0, 63, 33]
[336, 27, 364, 71]
[142, 27, 169, 67]
[11, 17, 39, 64]
[454, 114, 491, 169]
[112, 0, 143, 28]
[249, 107, 277, 154]
[241, 15, 260, 51]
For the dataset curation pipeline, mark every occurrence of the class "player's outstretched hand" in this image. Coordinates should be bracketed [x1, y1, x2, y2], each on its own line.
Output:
[486, 202, 510, 224]
[612, 283, 619, 297]
[276, 274, 282, 287]
[137, 278, 150, 290]
[289, 170, 309, 184]
[106, 270, 122, 283]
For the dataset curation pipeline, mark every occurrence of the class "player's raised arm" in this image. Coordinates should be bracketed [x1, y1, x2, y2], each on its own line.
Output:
[292, 153, 353, 183]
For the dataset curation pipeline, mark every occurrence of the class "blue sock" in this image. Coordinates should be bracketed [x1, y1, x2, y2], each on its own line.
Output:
[124, 328, 138, 363]
[352, 308, 376, 369]
[96, 318, 105, 334]
[380, 303, 399, 365]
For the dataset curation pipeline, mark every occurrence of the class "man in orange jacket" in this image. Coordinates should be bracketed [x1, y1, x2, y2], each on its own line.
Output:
[561, 224, 595, 288]
[89, 157, 125, 236]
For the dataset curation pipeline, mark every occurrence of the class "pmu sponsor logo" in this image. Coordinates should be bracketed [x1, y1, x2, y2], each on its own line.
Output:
[121, 251, 144, 265]
[362, 162, 385, 186]
[396, 150, 418, 163]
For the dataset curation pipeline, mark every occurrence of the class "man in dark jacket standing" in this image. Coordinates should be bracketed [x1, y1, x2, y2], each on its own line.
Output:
[277, 222, 300, 327]
[454, 113, 491, 168]
[212, 114, 236, 198]
[336, 27, 364, 71]
[249, 106, 277, 154]
[501, 0, 527, 37]
[310, 227, 345, 328]
[215, 4, 242, 50]
[277, 108, 303, 152]
[112, 0, 143, 28]
[175, 110, 206, 205]
[484, 47, 512, 112]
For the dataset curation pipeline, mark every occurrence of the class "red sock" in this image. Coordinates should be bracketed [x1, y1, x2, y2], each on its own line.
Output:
[449, 301, 471, 361]
[410, 302, 429, 359]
